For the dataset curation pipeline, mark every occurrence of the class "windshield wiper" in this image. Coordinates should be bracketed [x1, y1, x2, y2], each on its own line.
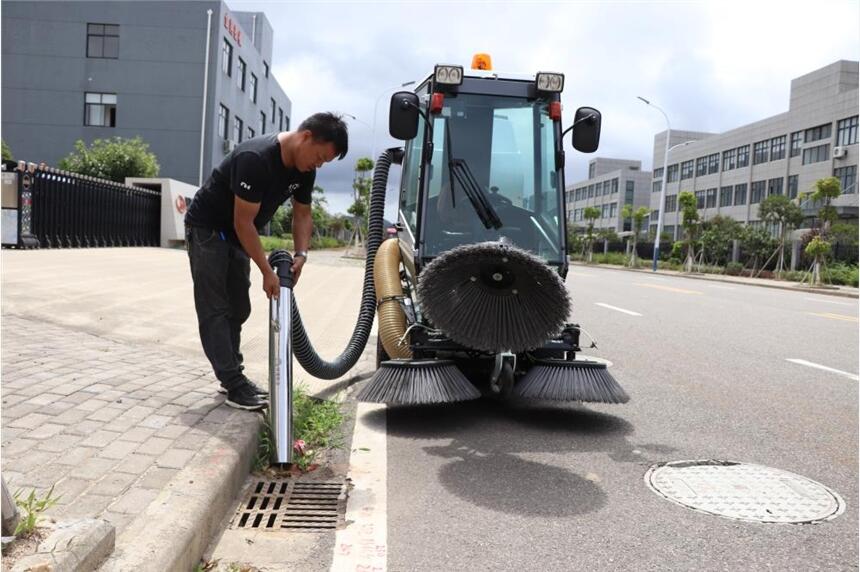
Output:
[449, 159, 503, 230]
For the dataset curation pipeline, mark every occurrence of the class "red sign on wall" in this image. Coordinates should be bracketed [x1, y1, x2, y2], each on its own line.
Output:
[224, 14, 242, 47]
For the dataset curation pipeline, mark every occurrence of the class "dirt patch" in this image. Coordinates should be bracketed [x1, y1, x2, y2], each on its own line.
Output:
[1, 527, 49, 570]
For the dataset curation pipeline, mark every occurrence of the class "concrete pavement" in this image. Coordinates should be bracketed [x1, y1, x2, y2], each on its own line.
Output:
[1, 247, 372, 570]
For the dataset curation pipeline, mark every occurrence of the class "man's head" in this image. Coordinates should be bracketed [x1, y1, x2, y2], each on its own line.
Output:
[293, 112, 349, 172]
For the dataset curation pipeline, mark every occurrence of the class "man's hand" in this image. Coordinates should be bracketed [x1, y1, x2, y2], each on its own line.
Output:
[263, 268, 280, 299]
[291, 256, 306, 285]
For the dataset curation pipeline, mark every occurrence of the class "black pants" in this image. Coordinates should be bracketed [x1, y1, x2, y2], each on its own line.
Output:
[186, 226, 251, 390]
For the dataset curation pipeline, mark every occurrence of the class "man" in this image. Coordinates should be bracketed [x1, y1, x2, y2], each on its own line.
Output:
[185, 112, 348, 411]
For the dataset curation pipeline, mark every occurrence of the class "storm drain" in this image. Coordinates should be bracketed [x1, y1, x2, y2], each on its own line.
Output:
[231, 478, 347, 532]
[645, 460, 845, 524]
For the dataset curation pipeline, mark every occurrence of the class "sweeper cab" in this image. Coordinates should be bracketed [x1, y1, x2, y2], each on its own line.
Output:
[357, 54, 630, 405]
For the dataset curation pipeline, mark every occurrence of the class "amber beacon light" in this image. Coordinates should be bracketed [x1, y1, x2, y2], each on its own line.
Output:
[471, 53, 493, 70]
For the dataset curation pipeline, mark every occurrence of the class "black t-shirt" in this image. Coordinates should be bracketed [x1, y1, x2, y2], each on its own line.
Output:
[185, 134, 314, 242]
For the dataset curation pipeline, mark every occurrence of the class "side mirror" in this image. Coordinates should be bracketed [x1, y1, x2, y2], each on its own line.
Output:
[389, 91, 420, 140]
[571, 107, 601, 153]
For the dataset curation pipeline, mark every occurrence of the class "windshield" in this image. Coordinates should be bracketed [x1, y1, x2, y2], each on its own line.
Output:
[423, 92, 563, 262]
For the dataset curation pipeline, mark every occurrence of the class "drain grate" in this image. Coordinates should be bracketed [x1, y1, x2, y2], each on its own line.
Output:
[231, 478, 346, 532]
[645, 460, 845, 524]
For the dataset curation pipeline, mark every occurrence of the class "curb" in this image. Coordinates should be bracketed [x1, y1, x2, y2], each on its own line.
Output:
[99, 410, 259, 572]
[570, 261, 860, 299]
[12, 519, 114, 572]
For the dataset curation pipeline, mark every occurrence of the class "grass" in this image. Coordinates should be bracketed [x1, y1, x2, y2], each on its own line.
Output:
[13, 485, 60, 537]
[254, 385, 345, 472]
[259, 234, 346, 253]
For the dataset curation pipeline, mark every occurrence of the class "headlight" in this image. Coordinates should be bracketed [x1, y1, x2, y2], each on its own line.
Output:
[435, 64, 464, 86]
[536, 72, 564, 93]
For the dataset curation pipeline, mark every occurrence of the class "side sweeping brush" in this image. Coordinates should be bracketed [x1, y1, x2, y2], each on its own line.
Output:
[417, 241, 570, 353]
[513, 359, 630, 403]
[356, 359, 481, 405]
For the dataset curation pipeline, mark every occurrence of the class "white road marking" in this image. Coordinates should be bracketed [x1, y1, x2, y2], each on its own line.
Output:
[595, 302, 642, 316]
[786, 359, 859, 381]
[331, 402, 388, 572]
[804, 297, 855, 306]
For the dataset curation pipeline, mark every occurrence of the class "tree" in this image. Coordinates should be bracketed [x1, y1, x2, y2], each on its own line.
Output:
[758, 194, 803, 274]
[58, 137, 159, 182]
[622, 205, 649, 267]
[1, 139, 12, 162]
[810, 176, 842, 236]
[805, 235, 831, 286]
[582, 206, 601, 263]
[678, 191, 699, 272]
[347, 157, 374, 251]
[701, 215, 743, 267]
[739, 225, 777, 275]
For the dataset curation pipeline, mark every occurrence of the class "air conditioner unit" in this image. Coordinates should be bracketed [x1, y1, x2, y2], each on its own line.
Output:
[222, 139, 237, 154]
[833, 146, 847, 159]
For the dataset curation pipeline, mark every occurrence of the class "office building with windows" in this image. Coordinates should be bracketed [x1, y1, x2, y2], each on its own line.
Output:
[566, 158, 653, 234]
[647, 60, 858, 239]
[2, 1, 291, 185]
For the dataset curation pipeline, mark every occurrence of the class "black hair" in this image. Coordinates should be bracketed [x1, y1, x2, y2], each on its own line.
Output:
[297, 112, 349, 160]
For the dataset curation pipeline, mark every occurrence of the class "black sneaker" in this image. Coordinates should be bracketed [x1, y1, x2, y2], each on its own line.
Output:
[225, 384, 268, 411]
[217, 377, 269, 396]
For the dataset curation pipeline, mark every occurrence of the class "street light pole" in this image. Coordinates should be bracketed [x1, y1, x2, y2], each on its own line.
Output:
[638, 96, 672, 272]
[371, 80, 416, 160]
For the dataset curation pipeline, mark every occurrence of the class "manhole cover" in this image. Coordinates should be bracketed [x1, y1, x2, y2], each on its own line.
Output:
[231, 478, 347, 532]
[645, 460, 845, 524]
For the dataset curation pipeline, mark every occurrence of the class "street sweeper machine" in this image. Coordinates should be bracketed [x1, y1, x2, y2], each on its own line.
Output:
[266, 54, 628, 462]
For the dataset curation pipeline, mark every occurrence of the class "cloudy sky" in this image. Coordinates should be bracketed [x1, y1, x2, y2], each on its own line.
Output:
[231, 0, 859, 216]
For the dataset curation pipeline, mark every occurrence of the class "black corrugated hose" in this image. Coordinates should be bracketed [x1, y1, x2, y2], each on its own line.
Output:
[269, 149, 391, 379]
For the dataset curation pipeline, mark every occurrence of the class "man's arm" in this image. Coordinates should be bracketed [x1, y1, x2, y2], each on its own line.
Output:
[234, 196, 280, 299]
[290, 198, 313, 285]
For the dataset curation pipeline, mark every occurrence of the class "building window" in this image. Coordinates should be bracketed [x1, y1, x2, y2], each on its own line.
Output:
[247, 126, 255, 139]
[652, 180, 662, 193]
[588, 184, 594, 198]
[736, 145, 750, 167]
[789, 131, 802, 157]
[770, 135, 786, 161]
[600, 181, 608, 195]
[285, 116, 290, 130]
[720, 186, 732, 207]
[271, 99, 276, 124]
[802, 144, 830, 165]
[263, 61, 269, 78]
[787, 175, 798, 199]
[602, 204, 609, 218]
[588, 163, 595, 178]
[612, 178, 619, 194]
[767, 177, 783, 196]
[260, 111, 266, 135]
[680, 160, 694, 180]
[218, 104, 229, 139]
[722, 148, 736, 171]
[706, 188, 717, 208]
[575, 189, 581, 201]
[84, 92, 117, 127]
[665, 195, 676, 212]
[707, 153, 719, 174]
[278, 107, 284, 131]
[663, 225, 675, 239]
[734, 183, 747, 206]
[87, 23, 119, 59]
[695, 157, 707, 177]
[233, 116, 243, 143]
[750, 180, 766, 204]
[237, 58, 246, 91]
[804, 123, 831, 143]
[837, 116, 858, 146]
[609, 202, 617, 218]
[834, 165, 857, 194]
[653, 167, 663, 179]
[222, 39, 232, 77]
[249, 73, 257, 103]
[753, 140, 769, 165]
[667, 164, 679, 182]
[694, 191, 705, 209]
[625, 190, 634, 205]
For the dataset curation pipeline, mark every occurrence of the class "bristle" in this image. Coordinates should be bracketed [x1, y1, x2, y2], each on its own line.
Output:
[357, 360, 481, 405]
[417, 242, 570, 352]
[514, 361, 630, 403]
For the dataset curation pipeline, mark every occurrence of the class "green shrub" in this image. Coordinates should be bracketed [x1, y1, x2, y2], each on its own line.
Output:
[725, 261, 744, 276]
[826, 263, 859, 287]
[58, 136, 159, 182]
[311, 236, 343, 249]
[260, 235, 294, 252]
[779, 270, 806, 283]
[592, 252, 628, 266]
[2, 139, 12, 162]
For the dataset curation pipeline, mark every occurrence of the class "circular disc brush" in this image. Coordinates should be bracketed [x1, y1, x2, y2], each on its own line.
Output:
[417, 242, 570, 352]
[514, 359, 630, 403]
[356, 359, 481, 405]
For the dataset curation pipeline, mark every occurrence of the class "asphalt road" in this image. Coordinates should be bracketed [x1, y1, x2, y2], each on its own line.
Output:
[379, 266, 859, 571]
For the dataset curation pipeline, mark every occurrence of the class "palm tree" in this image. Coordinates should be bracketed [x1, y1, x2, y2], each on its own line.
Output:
[622, 205, 650, 267]
[583, 206, 601, 263]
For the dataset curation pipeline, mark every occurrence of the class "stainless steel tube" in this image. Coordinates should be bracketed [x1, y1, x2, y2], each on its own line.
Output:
[268, 277, 294, 464]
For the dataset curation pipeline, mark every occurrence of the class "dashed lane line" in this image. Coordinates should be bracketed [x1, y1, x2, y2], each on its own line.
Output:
[786, 359, 859, 381]
[594, 302, 642, 316]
